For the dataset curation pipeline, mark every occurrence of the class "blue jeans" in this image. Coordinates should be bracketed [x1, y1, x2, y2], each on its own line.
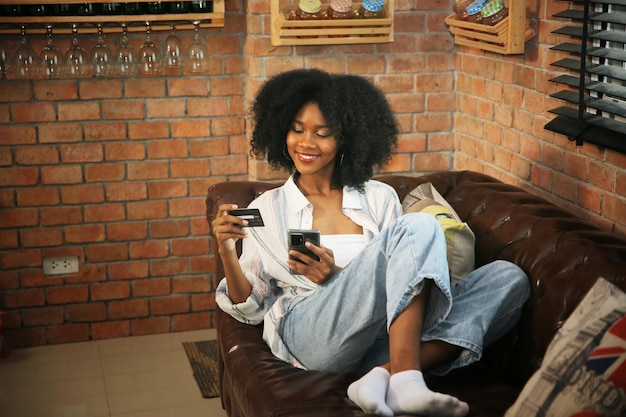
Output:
[280, 213, 530, 376]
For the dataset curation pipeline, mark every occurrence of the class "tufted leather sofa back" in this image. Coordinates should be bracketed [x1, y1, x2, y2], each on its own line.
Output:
[207, 170, 626, 385]
[379, 171, 626, 384]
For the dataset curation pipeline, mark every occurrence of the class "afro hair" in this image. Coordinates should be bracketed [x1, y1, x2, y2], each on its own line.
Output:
[249, 69, 398, 190]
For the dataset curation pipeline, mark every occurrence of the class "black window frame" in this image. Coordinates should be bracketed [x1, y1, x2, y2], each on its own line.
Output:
[545, 0, 626, 154]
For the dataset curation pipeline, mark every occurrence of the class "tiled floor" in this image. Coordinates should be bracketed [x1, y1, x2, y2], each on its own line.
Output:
[0, 329, 228, 417]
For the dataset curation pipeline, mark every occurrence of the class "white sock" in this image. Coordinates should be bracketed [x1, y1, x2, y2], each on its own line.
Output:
[347, 367, 394, 417]
[386, 370, 469, 417]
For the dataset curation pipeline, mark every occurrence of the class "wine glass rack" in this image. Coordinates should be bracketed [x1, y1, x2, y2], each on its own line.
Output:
[0, 0, 224, 35]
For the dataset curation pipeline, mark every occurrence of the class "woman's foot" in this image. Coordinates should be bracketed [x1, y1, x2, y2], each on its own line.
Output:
[347, 367, 394, 416]
[386, 370, 469, 417]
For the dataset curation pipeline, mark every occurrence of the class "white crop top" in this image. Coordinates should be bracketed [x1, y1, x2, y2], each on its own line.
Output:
[320, 234, 367, 268]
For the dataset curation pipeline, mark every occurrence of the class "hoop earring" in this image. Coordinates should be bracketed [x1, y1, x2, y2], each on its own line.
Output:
[339, 152, 344, 165]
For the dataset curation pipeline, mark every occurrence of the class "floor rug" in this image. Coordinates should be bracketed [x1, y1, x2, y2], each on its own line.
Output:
[182, 340, 220, 398]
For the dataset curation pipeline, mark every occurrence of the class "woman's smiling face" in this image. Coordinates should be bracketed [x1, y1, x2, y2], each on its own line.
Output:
[286, 101, 338, 179]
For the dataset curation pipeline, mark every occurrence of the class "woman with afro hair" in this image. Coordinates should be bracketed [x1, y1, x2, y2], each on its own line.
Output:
[213, 69, 529, 417]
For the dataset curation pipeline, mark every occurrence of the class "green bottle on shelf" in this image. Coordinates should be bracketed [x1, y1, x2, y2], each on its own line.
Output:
[100, 3, 123, 15]
[52, 4, 77, 15]
[76, 3, 95, 16]
[28, 4, 47, 16]
[190, 1, 213, 13]
[124, 2, 142, 15]
[168, 1, 189, 13]
[145, 2, 165, 14]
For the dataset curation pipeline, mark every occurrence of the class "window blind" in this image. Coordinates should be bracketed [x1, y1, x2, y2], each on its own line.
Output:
[545, 0, 626, 153]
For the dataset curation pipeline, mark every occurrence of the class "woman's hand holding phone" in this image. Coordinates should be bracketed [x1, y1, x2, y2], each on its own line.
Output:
[287, 230, 338, 284]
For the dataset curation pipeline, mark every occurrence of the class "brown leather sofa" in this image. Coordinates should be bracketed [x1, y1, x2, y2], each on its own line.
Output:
[206, 170, 626, 417]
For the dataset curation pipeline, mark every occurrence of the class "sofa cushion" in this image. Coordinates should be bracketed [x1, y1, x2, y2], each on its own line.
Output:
[504, 278, 626, 417]
[402, 182, 476, 285]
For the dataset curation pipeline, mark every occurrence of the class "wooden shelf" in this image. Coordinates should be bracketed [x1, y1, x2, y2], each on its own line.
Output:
[445, 1, 533, 55]
[0, 0, 224, 34]
[271, 1, 393, 46]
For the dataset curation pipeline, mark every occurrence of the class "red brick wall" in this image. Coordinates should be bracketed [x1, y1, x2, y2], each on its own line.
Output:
[1, 0, 625, 348]
[245, 0, 456, 179]
[452, 1, 626, 235]
[0, 4, 249, 347]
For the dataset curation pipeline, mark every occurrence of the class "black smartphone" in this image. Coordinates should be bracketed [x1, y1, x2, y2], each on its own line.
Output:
[288, 229, 321, 273]
[228, 208, 264, 227]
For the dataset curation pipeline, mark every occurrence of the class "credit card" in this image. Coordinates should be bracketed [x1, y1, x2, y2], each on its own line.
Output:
[228, 208, 264, 227]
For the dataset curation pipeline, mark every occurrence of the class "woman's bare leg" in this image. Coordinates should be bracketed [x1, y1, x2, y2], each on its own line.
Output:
[386, 281, 462, 372]
[347, 287, 432, 417]
[379, 341, 462, 374]
[349, 283, 468, 416]
[385, 282, 469, 417]
[388, 282, 429, 373]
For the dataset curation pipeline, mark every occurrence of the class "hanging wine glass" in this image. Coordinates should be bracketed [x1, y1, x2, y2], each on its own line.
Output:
[92, 24, 113, 77]
[116, 24, 138, 77]
[185, 21, 209, 74]
[163, 24, 183, 69]
[65, 24, 89, 78]
[14, 25, 37, 79]
[39, 25, 64, 79]
[139, 22, 161, 76]
[0, 43, 10, 79]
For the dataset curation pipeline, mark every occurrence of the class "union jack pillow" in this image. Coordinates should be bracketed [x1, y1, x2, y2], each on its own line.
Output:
[505, 278, 626, 417]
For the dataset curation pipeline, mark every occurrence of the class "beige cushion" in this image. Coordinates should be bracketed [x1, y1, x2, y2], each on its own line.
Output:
[505, 278, 626, 417]
[402, 182, 475, 286]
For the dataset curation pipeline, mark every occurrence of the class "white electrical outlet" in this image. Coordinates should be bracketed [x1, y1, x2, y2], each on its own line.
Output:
[43, 256, 80, 276]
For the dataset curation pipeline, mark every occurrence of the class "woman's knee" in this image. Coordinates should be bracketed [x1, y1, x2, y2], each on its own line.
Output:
[469, 260, 528, 291]
[396, 212, 441, 235]
[489, 260, 530, 298]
